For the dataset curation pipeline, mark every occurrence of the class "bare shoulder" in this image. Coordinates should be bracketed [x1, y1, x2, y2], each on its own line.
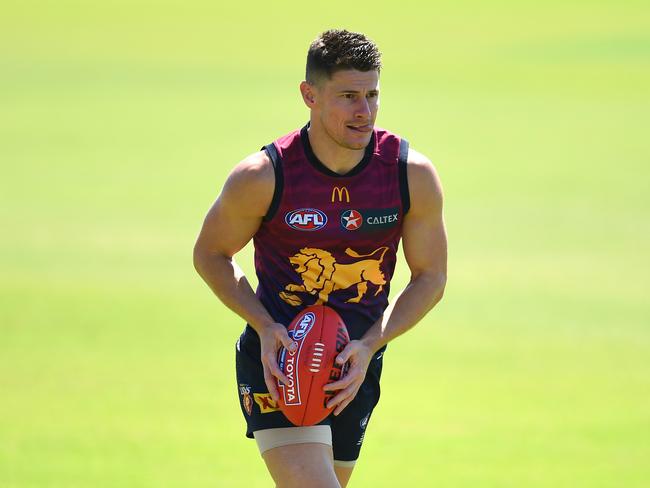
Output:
[226, 150, 274, 194]
[406, 148, 444, 216]
[222, 150, 275, 218]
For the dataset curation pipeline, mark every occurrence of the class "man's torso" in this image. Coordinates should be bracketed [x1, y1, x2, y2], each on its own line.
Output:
[252, 124, 409, 339]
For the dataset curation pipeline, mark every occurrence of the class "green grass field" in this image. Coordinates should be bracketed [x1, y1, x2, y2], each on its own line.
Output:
[2, 1, 649, 486]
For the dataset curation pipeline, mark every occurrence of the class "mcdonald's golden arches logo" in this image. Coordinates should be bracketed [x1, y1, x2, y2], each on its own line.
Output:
[331, 186, 350, 203]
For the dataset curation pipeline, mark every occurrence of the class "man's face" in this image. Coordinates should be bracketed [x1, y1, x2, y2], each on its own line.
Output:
[308, 69, 380, 150]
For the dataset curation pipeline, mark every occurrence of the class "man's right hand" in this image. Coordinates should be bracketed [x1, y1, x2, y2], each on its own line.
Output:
[258, 322, 298, 403]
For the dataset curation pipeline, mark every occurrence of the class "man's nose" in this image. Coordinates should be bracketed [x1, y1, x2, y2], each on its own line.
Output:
[354, 97, 372, 119]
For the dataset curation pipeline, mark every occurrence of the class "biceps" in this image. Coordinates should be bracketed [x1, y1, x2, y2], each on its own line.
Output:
[194, 195, 262, 258]
[402, 213, 447, 278]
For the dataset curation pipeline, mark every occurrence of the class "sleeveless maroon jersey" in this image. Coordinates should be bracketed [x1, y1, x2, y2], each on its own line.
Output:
[252, 124, 410, 340]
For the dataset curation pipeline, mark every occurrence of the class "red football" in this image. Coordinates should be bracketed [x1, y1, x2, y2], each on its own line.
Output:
[276, 305, 350, 426]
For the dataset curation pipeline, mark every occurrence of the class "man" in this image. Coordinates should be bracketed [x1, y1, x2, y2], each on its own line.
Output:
[194, 29, 447, 488]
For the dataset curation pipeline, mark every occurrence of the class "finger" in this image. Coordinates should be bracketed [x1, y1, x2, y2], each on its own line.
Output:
[335, 343, 355, 365]
[266, 353, 291, 386]
[276, 327, 298, 353]
[333, 396, 354, 416]
[263, 367, 280, 403]
[323, 366, 360, 391]
[324, 376, 354, 392]
[327, 381, 360, 406]
[327, 384, 358, 410]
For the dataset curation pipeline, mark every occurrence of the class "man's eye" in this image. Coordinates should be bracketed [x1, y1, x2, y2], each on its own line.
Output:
[343, 94, 355, 99]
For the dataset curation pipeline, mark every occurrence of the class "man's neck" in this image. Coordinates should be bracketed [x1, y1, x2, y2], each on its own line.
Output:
[307, 125, 367, 175]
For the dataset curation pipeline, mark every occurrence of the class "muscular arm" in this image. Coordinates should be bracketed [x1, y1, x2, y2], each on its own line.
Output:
[193, 151, 295, 399]
[360, 148, 448, 351]
[193, 151, 275, 329]
[325, 149, 448, 414]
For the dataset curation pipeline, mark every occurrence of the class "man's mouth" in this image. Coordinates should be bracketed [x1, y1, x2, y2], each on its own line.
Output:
[346, 124, 372, 133]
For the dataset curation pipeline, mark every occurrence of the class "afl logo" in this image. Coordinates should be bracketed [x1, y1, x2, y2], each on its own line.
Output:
[285, 208, 328, 231]
[291, 312, 316, 341]
[341, 210, 363, 231]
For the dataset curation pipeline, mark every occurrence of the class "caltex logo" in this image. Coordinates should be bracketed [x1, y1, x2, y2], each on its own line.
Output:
[341, 210, 363, 231]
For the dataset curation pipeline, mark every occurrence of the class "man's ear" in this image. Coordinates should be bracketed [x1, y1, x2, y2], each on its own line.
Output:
[300, 81, 317, 108]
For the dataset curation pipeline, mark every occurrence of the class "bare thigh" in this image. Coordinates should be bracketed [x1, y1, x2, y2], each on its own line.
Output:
[262, 443, 341, 488]
[334, 465, 354, 487]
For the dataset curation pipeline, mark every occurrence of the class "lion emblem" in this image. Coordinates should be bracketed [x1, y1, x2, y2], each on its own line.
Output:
[279, 246, 389, 306]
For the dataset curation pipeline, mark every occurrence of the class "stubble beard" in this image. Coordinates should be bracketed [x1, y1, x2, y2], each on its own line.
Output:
[322, 120, 373, 152]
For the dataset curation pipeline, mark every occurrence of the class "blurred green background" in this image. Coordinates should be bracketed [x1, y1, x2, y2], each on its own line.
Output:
[1, 0, 649, 486]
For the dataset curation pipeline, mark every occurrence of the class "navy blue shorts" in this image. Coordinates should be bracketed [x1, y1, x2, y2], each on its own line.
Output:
[235, 325, 385, 462]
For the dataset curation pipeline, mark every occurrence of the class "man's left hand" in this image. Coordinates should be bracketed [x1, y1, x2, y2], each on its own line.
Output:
[323, 340, 374, 415]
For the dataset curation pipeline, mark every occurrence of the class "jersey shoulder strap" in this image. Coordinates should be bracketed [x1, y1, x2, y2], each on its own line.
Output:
[261, 143, 284, 222]
[397, 138, 410, 215]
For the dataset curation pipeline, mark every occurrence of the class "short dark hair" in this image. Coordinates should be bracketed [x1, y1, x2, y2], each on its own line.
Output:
[306, 29, 382, 85]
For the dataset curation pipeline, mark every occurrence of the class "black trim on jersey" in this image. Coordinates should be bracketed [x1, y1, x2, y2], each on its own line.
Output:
[398, 138, 410, 215]
[300, 124, 375, 178]
[261, 143, 283, 222]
